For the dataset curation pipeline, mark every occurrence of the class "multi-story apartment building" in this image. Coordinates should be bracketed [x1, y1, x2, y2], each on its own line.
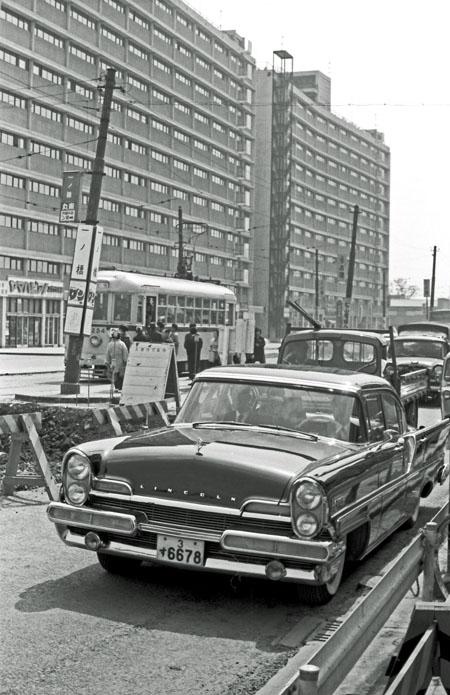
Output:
[253, 53, 390, 339]
[0, 0, 255, 347]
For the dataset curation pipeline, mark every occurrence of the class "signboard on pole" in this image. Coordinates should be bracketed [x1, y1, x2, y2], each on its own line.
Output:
[64, 224, 103, 336]
[59, 171, 83, 223]
[120, 342, 180, 406]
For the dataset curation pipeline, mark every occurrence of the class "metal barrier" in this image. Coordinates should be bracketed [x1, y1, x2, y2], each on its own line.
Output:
[256, 504, 450, 695]
[92, 401, 169, 436]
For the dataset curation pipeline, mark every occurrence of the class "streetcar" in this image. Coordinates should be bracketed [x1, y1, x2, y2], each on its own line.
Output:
[76, 270, 242, 377]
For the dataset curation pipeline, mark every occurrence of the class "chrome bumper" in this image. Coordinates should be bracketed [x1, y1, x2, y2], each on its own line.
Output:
[48, 501, 342, 585]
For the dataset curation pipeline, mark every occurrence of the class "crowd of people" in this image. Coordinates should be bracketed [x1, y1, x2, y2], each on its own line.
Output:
[104, 321, 267, 393]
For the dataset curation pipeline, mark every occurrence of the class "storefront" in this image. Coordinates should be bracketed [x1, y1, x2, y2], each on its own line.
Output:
[0, 276, 64, 347]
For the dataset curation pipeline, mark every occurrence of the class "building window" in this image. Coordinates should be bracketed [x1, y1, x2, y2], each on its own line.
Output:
[32, 102, 62, 122]
[99, 199, 120, 212]
[30, 221, 59, 235]
[195, 56, 210, 70]
[128, 76, 148, 92]
[129, 44, 148, 60]
[129, 10, 149, 29]
[127, 107, 147, 124]
[0, 255, 24, 270]
[175, 71, 191, 86]
[151, 181, 168, 194]
[104, 164, 121, 178]
[155, 0, 172, 14]
[67, 116, 93, 133]
[152, 118, 169, 134]
[69, 44, 95, 64]
[103, 234, 120, 245]
[154, 27, 172, 44]
[174, 101, 191, 115]
[103, 0, 124, 11]
[194, 139, 208, 151]
[194, 167, 207, 179]
[151, 150, 169, 164]
[126, 139, 146, 154]
[149, 243, 169, 255]
[29, 259, 59, 274]
[68, 80, 94, 99]
[0, 48, 28, 70]
[31, 141, 61, 159]
[63, 227, 77, 239]
[174, 159, 189, 172]
[43, 0, 66, 10]
[29, 180, 60, 196]
[124, 205, 142, 217]
[194, 112, 209, 125]
[0, 214, 24, 229]
[34, 26, 64, 47]
[1, 172, 25, 188]
[123, 172, 145, 185]
[152, 88, 170, 104]
[172, 189, 187, 200]
[174, 130, 190, 143]
[107, 132, 122, 146]
[195, 28, 211, 43]
[0, 8, 30, 30]
[0, 91, 26, 109]
[101, 27, 123, 44]
[70, 8, 96, 29]
[176, 42, 192, 58]
[193, 195, 207, 206]
[123, 239, 145, 250]
[153, 58, 171, 74]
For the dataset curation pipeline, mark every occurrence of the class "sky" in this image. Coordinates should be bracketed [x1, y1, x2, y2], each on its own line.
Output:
[189, 0, 450, 298]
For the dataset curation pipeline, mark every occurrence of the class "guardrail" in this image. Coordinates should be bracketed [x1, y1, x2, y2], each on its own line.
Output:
[257, 503, 450, 695]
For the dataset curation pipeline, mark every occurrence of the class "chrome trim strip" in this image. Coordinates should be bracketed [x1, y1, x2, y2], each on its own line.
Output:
[61, 531, 318, 584]
[221, 530, 333, 561]
[92, 478, 133, 495]
[90, 491, 242, 516]
[47, 502, 137, 535]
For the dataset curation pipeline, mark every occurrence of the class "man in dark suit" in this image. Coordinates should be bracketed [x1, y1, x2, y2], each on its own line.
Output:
[184, 323, 203, 381]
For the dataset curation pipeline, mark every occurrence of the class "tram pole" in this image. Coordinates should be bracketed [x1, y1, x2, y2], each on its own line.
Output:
[176, 206, 186, 279]
[61, 68, 115, 394]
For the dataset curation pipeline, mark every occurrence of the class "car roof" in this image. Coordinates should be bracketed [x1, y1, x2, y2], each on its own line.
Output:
[282, 329, 387, 344]
[195, 364, 391, 392]
[395, 333, 447, 341]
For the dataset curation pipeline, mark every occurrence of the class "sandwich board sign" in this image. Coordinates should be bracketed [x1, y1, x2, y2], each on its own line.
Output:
[120, 342, 180, 408]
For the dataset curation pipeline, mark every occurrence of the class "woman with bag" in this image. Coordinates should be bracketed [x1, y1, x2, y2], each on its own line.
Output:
[208, 329, 221, 367]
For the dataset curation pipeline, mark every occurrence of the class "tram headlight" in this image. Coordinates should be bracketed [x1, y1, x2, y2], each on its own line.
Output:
[90, 335, 102, 347]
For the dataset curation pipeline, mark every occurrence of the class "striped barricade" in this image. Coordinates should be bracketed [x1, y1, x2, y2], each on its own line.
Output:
[92, 401, 169, 437]
[1, 412, 58, 500]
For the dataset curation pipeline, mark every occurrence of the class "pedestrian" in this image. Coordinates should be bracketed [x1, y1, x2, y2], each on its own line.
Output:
[171, 323, 179, 356]
[253, 328, 266, 364]
[208, 329, 221, 367]
[133, 324, 149, 342]
[184, 323, 203, 381]
[147, 322, 163, 343]
[105, 329, 128, 392]
[118, 325, 131, 351]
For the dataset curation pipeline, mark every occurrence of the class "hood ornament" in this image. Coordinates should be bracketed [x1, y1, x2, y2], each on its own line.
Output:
[196, 438, 207, 456]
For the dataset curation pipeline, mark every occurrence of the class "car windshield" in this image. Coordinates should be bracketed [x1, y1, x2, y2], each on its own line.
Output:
[281, 337, 378, 373]
[393, 339, 445, 359]
[176, 380, 365, 443]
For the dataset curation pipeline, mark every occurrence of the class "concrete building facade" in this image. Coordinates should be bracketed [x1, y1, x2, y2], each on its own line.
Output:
[0, 0, 255, 347]
[253, 55, 391, 339]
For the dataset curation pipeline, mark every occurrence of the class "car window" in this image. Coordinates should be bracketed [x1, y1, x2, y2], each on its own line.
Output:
[282, 339, 333, 364]
[365, 395, 384, 442]
[343, 341, 375, 364]
[381, 393, 404, 433]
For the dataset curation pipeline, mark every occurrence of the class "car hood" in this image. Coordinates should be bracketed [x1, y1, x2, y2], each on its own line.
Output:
[395, 356, 442, 369]
[83, 425, 352, 509]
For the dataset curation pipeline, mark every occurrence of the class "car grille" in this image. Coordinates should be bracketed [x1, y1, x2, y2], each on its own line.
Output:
[89, 497, 333, 543]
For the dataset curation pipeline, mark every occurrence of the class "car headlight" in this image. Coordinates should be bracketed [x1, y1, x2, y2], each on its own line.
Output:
[443, 390, 450, 400]
[295, 481, 322, 509]
[67, 453, 90, 480]
[433, 365, 443, 376]
[66, 483, 89, 505]
[294, 513, 319, 537]
[90, 335, 102, 347]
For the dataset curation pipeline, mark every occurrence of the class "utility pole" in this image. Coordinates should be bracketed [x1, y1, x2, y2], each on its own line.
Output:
[176, 205, 186, 279]
[430, 245, 437, 316]
[343, 204, 359, 329]
[61, 68, 115, 394]
[382, 268, 387, 328]
[314, 248, 319, 320]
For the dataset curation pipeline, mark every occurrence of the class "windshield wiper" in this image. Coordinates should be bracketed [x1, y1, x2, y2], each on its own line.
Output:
[257, 423, 318, 440]
[192, 421, 252, 428]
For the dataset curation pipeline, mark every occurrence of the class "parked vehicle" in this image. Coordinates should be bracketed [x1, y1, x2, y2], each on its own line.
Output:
[278, 328, 427, 426]
[441, 352, 450, 418]
[47, 365, 450, 605]
[393, 322, 450, 401]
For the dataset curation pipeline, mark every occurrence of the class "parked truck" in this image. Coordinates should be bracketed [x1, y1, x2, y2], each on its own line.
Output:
[278, 302, 428, 427]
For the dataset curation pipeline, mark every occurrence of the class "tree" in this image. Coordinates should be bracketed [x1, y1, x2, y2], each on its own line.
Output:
[390, 278, 419, 298]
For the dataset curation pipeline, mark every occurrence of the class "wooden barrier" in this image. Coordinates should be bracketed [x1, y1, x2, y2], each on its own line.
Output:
[1, 413, 58, 500]
[92, 401, 169, 436]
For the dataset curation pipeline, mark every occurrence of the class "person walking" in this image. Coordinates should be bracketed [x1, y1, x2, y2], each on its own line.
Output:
[253, 328, 266, 364]
[184, 323, 203, 381]
[147, 323, 163, 343]
[105, 329, 128, 392]
[208, 329, 221, 367]
[118, 325, 131, 351]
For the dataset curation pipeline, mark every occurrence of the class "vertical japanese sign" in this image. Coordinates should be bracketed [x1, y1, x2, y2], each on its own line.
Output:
[64, 225, 103, 336]
[59, 171, 83, 223]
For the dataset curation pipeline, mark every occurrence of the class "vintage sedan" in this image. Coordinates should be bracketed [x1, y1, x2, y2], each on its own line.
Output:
[47, 366, 450, 604]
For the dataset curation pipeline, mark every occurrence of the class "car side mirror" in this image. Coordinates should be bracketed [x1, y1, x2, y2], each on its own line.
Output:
[383, 429, 398, 441]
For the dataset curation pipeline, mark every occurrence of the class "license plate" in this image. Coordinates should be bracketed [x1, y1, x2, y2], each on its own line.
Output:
[156, 535, 205, 566]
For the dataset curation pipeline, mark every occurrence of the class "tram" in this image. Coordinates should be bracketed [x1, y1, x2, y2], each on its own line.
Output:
[76, 270, 241, 377]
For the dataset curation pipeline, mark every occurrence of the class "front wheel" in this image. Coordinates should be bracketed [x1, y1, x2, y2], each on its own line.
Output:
[296, 549, 346, 605]
[97, 552, 142, 576]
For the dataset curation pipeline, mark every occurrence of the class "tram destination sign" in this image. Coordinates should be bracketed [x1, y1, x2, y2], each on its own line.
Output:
[64, 224, 103, 336]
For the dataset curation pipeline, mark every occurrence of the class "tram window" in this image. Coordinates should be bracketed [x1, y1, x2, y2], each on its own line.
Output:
[137, 296, 144, 324]
[186, 297, 194, 307]
[211, 311, 217, 324]
[186, 308, 194, 324]
[93, 293, 108, 321]
[227, 304, 234, 326]
[218, 311, 225, 324]
[201, 310, 209, 324]
[178, 296, 185, 307]
[166, 305, 175, 322]
[219, 300, 225, 310]
[211, 300, 218, 310]
[194, 308, 201, 324]
[113, 294, 131, 322]
[145, 296, 155, 324]
[176, 307, 185, 324]
[203, 298, 211, 309]
[195, 298, 202, 308]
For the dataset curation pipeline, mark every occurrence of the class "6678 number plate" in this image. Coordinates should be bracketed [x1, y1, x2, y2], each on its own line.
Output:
[156, 535, 205, 566]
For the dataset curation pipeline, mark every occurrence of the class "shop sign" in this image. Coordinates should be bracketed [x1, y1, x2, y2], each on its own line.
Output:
[6, 277, 63, 298]
[59, 171, 83, 223]
[64, 225, 103, 336]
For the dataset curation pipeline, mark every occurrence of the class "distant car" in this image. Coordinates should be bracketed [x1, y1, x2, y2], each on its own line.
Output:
[48, 365, 450, 605]
[391, 332, 450, 401]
